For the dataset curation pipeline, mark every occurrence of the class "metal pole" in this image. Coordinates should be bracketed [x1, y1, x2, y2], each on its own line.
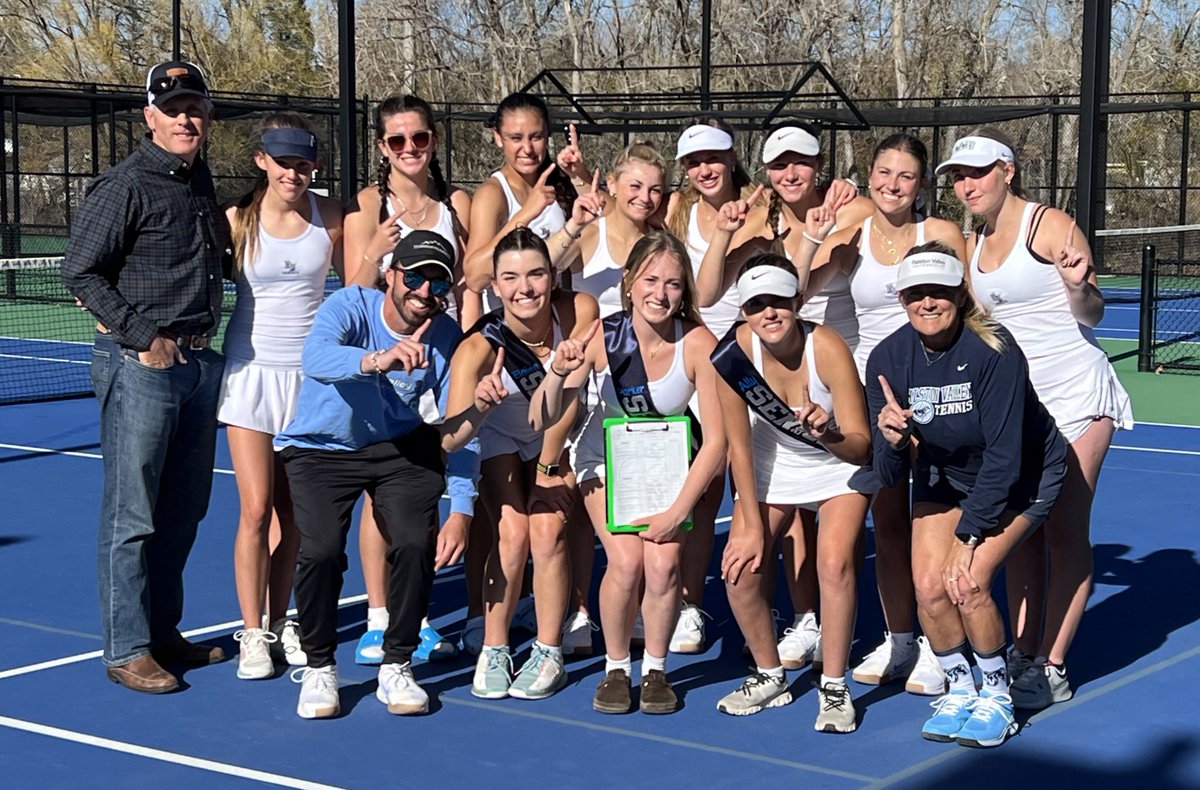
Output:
[1076, 0, 1111, 250]
[1137, 244, 1156, 372]
[1178, 94, 1190, 260]
[338, 0, 357, 202]
[700, 0, 712, 111]
[1050, 97, 1060, 207]
[172, 0, 181, 60]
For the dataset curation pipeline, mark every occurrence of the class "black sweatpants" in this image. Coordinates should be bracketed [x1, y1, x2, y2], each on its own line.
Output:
[282, 425, 445, 668]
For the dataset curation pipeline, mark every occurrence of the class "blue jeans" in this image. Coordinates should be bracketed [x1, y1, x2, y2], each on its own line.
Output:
[90, 330, 224, 666]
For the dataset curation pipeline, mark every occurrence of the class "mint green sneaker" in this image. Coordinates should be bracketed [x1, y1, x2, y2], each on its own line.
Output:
[508, 643, 567, 700]
[471, 646, 513, 699]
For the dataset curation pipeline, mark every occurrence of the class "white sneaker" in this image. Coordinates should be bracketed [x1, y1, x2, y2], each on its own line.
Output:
[716, 673, 793, 716]
[234, 628, 277, 680]
[852, 632, 916, 685]
[905, 636, 947, 695]
[269, 619, 307, 667]
[376, 662, 429, 715]
[458, 615, 485, 656]
[669, 604, 708, 654]
[561, 611, 596, 657]
[293, 666, 340, 719]
[778, 616, 821, 670]
[511, 596, 538, 635]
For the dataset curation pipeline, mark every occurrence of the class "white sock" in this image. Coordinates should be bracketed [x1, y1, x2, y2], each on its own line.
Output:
[975, 652, 1009, 695]
[820, 673, 846, 687]
[367, 606, 389, 633]
[935, 651, 976, 695]
[641, 652, 667, 680]
[534, 640, 563, 660]
[794, 611, 818, 629]
[605, 654, 633, 676]
[757, 665, 785, 680]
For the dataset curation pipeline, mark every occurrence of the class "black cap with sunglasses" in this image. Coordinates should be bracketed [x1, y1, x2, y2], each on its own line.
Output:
[146, 61, 210, 107]
[390, 231, 455, 297]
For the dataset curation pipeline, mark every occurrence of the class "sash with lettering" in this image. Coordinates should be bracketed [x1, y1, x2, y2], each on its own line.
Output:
[604, 312, 702, 448]
[709, 323, 827, 452]
[469, 309, 548, 401]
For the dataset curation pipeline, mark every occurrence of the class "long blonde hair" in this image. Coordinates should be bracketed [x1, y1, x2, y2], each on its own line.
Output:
[905, 240, 1006, 353]
[620, 231, 703, 324]
[666, 117, 757, 240]
[230, 113, 315, 273]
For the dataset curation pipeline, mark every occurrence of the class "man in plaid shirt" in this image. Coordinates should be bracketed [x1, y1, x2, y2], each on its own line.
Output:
[62, 61, 230, 693]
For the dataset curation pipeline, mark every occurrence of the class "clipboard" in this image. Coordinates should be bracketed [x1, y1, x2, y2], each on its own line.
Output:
[604, 415, 693, 533]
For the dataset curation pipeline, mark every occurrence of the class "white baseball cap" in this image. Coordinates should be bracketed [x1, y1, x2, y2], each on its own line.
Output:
[737, 265, 799, 305]
[676, 124, 734, 160]
[762, 126, 820, 163]
[934, 135, 1014, 175]
[894, 252, 964, 292]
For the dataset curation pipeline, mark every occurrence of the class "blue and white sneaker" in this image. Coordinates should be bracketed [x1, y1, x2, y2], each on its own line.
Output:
[472, 646, 514, 699]
[955, 691, 1018, 748]
[921, 690, 976, 742]
[508, 643, 567, 700]
[355, 629, 385, 665]
[414, 620, 458, 661]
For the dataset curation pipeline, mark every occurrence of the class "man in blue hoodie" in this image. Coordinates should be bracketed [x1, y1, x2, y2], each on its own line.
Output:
[277, 230, 478, 719]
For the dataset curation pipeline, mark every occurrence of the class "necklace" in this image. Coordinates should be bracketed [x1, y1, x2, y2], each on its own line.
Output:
[390, 185, 432, 225]
[921, 345, 948, 366]
[647, 336, 668, 359]
[871, 218, 913, 262]
[519, 321, 553, 350]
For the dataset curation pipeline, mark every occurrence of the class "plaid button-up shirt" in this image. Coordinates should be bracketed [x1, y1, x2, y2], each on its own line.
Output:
[61, 135, 228, 351]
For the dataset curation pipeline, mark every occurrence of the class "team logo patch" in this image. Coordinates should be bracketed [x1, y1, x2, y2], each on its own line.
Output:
[282, 260, 298, 275]
[911, 400, 934, 424]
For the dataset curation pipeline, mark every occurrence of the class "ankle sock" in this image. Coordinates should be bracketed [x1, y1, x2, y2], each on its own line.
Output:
[605, 654, 633, 676]
[933, 643, 975, 694]
[757, 665, 785, 680]
[974, 646, 1009, 695]
[641, 652, 666, 680]
[367, 607, 389, 633]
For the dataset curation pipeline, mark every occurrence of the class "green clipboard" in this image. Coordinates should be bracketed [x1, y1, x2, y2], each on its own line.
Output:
[603, 415, 694, 533]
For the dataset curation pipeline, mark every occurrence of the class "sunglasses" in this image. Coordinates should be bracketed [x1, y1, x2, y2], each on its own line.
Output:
[384, 131, 433, 154]
[150, 73, 208, 96]
[403, 269, 452, 297]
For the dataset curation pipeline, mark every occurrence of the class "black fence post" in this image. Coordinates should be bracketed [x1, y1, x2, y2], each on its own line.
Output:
[1179, 93, 1190, 260]
[1137, 244, 1156, 372]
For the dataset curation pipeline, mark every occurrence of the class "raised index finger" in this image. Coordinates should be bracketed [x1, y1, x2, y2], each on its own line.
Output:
[411, 318, 432, 342]
[747, 184, 765, 208]
[580, 318, 601, 346]
[535, 163, 557, 187]
[590, 168, 601, 194]
[878, 375, 899, 406]
[569, 123, 579, 149]
[491, 346, 506, 376]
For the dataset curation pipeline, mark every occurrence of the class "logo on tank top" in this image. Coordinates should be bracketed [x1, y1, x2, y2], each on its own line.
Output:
[535, 226, 552, 240]
[989, 289, 1007, 305]
[511, 362, 546, 394]
[885, 282, 898, 300]
[282, 260, 298, 276]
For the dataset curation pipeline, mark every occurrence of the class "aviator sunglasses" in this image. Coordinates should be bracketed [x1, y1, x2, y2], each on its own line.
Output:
[384, 130, 433, 154]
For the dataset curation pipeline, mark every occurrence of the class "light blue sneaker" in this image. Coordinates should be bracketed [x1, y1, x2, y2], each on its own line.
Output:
[472, 646, 514, 699]
[355, 629, 384, 665]
[508, 643, 567, 700]
[921, 691, 976, 742]
[955, 691, 1018, 748]
[414, 621, 458, 662]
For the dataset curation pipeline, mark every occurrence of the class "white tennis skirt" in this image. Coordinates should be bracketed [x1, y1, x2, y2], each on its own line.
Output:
[217, 358, 303, 435]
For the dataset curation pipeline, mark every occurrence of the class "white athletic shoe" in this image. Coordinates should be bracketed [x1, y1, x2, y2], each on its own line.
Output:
[234, 628, 276, 680]
[716, 673, 793, 716]
[376, 662, 429, 715]
[293, 666, 340, 719]
[905, 636, 947, 695]
[669, 604, 708, 654]
[852, 632, 917, 685]
[269, 619, 307, 667]
[561, 610, 596, 657]
[778, 616, 821, 670]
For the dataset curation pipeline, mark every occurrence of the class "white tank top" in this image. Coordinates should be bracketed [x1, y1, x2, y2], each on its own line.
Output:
[595, 319, 694, 417]
[969, 202, 1106, 364]
[483, 309, 564, 444]
[379, 199, 460, 272]
[780, 217, 860, 351]
[687, 202, 741, 339]
[749, 324, 834, 457]
[849, 215, 927, 380]
[223, 192, 333, 368]
[574, 216, 626, 319]
[493, 171, 566, 240]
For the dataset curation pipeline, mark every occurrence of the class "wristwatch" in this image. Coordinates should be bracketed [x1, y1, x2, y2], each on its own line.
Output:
[958, 533, 981, 548]
[536, 461, 561, 476]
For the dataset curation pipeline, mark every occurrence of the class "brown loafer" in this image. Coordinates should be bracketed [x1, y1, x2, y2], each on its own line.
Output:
[106, 655, 180, 694]
[152, 637, 226, 667]
[639, 669, 679, 714]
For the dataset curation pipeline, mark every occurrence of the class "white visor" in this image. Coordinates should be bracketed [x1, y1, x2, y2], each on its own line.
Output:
[676, 125, 734, 160]
[737, 266, 799, 305]
[935, 136, 1014, 175]
[894, 252, 964, 292]
[762, 126, 820, 163]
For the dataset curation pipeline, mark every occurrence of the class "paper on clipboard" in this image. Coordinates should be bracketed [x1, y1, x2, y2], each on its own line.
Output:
[604, 416, 692, 532]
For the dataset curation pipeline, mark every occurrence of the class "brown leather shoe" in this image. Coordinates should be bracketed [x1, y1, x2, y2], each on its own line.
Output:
[106, 655, 180, 694]
[152, 637, 227, 667]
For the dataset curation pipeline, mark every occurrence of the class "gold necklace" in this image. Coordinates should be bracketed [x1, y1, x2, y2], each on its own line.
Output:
[390, 183, 432, 225]
[518, 321, 553, 350]
[871, 218, 913, 262]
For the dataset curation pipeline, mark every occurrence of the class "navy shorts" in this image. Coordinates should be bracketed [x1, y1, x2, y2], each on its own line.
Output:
[912, 455, 1066, 531]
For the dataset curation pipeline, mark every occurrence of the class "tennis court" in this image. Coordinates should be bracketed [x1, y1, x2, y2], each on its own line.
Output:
[1, 285, 1198, 788]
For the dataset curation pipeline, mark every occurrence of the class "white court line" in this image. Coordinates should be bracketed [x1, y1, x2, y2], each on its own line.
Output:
[0, 716, 346, 790]
[0, 352, 89, 364]
[1111, 445, 1200, 457]
[0, 335, 90, 346]
[0, 442, 235, 475]
[0, 594, 367, 681]
[1140, 420, 1200, 429]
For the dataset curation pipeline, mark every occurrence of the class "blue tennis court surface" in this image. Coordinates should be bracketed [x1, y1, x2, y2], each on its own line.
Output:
[2, 388, 1199, 788]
